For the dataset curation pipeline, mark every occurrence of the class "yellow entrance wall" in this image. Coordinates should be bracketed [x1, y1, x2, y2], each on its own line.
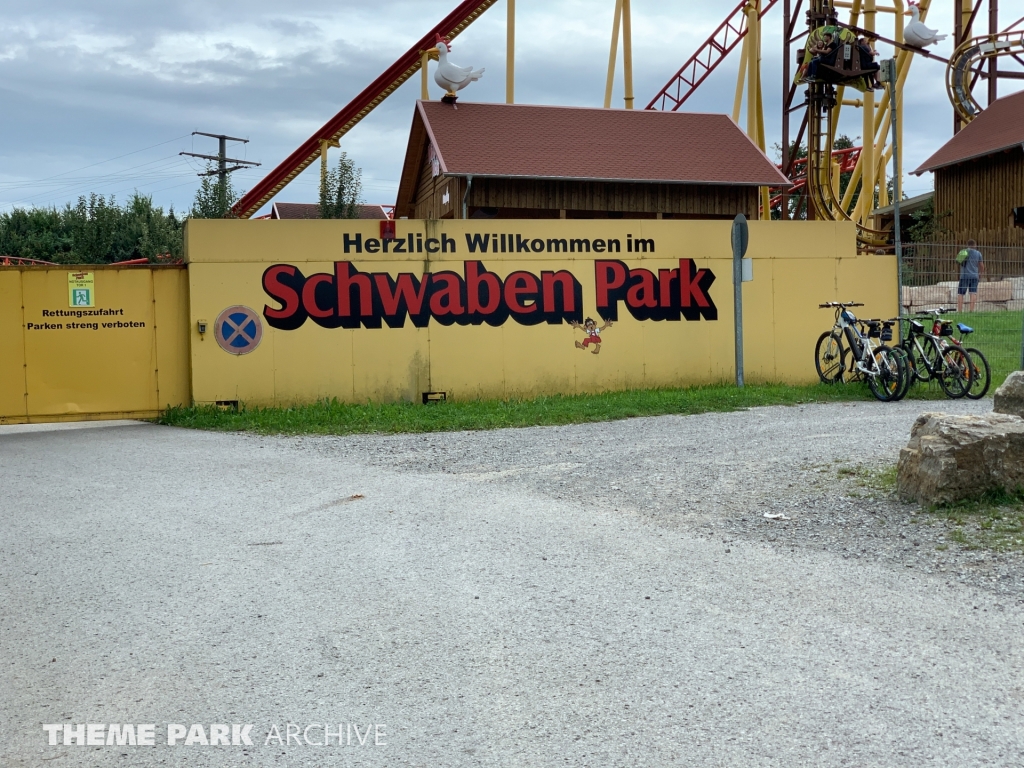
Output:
[0, 266, 191, 424]
[186, 219, 895, 404]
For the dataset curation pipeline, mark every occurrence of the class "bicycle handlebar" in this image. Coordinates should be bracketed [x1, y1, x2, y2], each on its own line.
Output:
[818, 301, 865, 308]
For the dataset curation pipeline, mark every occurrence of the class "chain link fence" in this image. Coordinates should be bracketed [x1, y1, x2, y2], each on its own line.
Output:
[900, 243, 1024, 387]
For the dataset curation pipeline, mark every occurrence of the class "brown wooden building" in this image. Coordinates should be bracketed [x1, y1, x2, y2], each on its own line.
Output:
[913, 90, 1024, 246]
[395, 101, 788, 221]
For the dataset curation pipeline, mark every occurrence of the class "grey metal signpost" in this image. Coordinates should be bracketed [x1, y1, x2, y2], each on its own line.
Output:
[732, 214, 749, 387]
[883, 58, 904, 339]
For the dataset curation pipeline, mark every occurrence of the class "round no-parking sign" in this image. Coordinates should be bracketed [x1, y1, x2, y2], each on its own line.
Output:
[215, 306, 263, 355]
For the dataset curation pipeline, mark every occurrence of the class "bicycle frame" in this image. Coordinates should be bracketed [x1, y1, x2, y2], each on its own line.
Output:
[902, 312, 952, 381]
[834, 308, 885, 377]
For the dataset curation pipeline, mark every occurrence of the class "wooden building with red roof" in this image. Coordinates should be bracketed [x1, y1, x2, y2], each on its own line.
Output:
[396, 101, 788, 221]
[913, 90, 1024, 245]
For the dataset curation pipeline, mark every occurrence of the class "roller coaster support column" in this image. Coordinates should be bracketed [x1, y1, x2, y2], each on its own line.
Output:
[861, 0, 877, 229]
[741, 1, 770, 216]
[733, 34, 749, 122]
[320, 138, 340, 200]
[745, 3, 759, 143]
[623, 0, 634, 108]
[988, 0, 998, 105]
[603, 0, 633, 109]
[604, 0, 622, 108]
[507, 0, 515, 103]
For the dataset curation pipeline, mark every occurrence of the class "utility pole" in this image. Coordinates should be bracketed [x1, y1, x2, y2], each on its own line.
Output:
[180, 132, 260, 217]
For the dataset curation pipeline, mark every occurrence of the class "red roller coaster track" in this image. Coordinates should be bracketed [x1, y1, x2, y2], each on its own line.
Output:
[233, 0, 499, 219]
[646, 0, 779, 112]
[769, 146, 861, 210]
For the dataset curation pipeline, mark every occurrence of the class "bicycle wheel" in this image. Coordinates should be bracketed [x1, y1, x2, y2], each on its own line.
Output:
[899, 340, 928, 383]
[814, 331, 845, 383]
[890, 346, 912, 401]
[840, 347, 863, 383]
[964, 347, 991, 400]
[867, 345, 906, 402]
[936, 345, 973, 399]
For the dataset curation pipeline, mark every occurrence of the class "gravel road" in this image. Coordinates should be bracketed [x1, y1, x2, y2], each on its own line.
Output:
[2, 400, 1023, 767]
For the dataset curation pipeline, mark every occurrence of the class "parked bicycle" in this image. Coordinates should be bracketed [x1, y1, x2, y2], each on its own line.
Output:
[854, 316, 910, 400]
[896, 308, 974, 399]
[941, 320, 991, 400]
[815, 302, 907, 402]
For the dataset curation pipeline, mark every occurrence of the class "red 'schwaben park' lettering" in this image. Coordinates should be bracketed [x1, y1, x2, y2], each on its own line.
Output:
[594, 259, 717, 322]
[262, 261, 582, 330]
[261, 260, 716, 330]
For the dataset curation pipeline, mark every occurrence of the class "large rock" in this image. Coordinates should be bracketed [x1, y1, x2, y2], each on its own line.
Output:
[897, 412, 1024, 505]
[993, 371, 1024, 419]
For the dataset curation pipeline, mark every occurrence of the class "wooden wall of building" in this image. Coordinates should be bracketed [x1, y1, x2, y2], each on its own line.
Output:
[934, 148, 1024, 244]
[407, 144, 760, 221]
[411, 144, 464, 220]
[467, 178, 759, 220]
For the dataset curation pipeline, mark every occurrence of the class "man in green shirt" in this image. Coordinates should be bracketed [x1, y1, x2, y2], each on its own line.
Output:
[956, 239, 985, 313]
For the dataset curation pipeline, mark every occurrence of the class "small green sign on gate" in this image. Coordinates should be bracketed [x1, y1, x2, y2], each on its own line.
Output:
[68, 272, 95, 308]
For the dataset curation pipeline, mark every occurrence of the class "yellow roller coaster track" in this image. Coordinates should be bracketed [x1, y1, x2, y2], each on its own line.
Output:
[796, 0, 946, 250]
[806, 85, 891, 248]
[947, 29, 1024, 124]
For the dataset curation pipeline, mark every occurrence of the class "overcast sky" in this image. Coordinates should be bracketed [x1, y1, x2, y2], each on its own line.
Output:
[1, 0, 1021, 216]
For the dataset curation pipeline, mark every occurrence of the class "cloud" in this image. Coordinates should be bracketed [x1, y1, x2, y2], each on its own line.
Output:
[1, 0, 1020, 214]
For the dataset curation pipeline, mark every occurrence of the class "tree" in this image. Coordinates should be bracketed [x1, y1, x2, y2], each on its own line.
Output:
[906, 198, 951, 243]
[0, 193, 183, 264]
[319, 152, 362, 219]
[189, 164, 241, 219]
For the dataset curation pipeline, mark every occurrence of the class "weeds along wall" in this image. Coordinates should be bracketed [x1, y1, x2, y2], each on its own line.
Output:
[186, 219, 893, 405]
[0, 266, 190, 424]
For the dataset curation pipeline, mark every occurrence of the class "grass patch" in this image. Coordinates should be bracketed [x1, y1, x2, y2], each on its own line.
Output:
[940, 309, 1022, 388]
[868, 466, 898, 492]
[837, 461, 1024, 552]
[836, 465, 898, 493]
[158, 382, 878, 436]
[928, 487, 1024, 552]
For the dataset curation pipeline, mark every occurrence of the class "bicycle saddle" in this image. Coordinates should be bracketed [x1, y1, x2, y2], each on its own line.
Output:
[957, 323, 974, 334]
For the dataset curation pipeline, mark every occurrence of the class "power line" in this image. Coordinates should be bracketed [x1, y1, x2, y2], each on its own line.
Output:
[0, 156, 196, 208]
[0, 155, 188, 190]
[4, 134, 192, 188]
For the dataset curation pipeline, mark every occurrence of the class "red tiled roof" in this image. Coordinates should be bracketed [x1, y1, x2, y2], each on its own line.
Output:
[271, 203, 389, 220]
[913, 90, 1024, 174]
[410, 101, 789, 186]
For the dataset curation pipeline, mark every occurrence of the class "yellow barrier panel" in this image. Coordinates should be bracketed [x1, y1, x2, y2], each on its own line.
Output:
[186, 219, 896, 405]
[0, 266, 190, 424]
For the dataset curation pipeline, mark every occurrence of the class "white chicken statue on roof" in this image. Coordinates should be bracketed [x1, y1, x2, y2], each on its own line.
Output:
[430, 34, 484, 105]
[904, 1, 947, 48]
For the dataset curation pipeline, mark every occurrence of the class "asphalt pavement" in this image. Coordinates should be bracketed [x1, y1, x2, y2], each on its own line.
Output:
[2, 405, 1022, 767]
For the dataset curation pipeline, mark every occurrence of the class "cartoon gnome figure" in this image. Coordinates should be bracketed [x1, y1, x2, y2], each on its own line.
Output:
[570, 317, 613, 355]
